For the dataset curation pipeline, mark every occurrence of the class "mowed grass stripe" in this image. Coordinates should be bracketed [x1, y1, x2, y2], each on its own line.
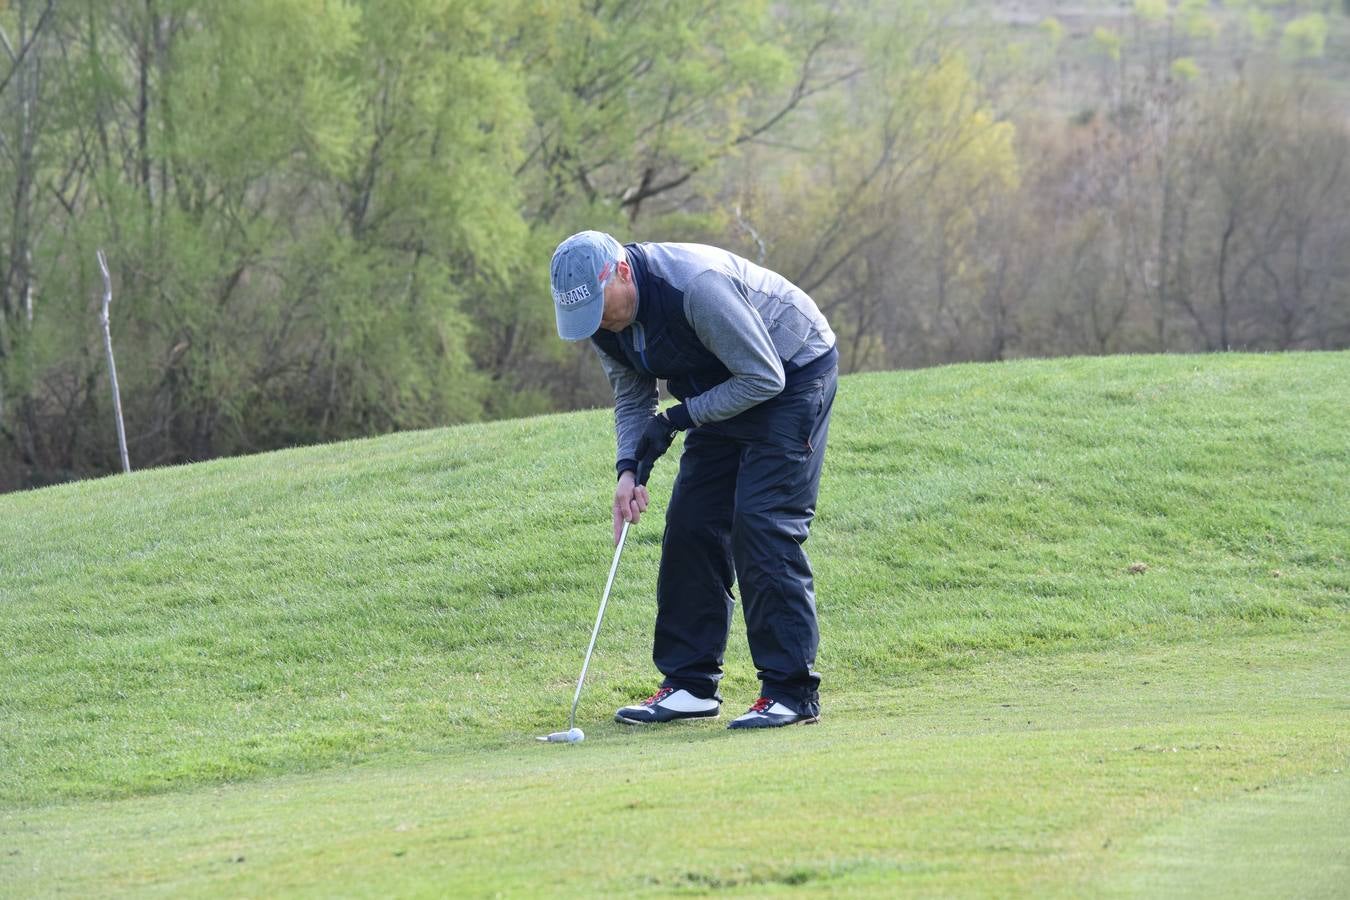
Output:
[1102, 775, 1350, 899]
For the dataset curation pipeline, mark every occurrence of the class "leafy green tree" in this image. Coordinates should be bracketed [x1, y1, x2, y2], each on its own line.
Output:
[311, 0, 530, 437]
[474, 0, 853, 412]
[512, 0, 843, 227]
[1281, 13, 1328, 58]
[2, 0, 535, 483]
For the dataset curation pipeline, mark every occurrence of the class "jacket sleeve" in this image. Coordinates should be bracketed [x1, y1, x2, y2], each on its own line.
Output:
[681, 269, 785, 425]
[592, 342, 658, 475]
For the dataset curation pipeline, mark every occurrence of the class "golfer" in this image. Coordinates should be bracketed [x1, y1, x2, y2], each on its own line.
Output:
[550, 231, 837, 729]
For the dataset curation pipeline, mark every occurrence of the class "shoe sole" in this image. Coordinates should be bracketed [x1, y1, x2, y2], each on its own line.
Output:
[614, 710, 721, 726]
[728, 715, 820, 730]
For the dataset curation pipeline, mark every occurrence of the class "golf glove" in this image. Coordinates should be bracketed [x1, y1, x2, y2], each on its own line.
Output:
[634, 413, 677, 487]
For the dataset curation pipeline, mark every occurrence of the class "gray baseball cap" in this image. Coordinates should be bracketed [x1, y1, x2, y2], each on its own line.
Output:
[550, 230, 624, 341]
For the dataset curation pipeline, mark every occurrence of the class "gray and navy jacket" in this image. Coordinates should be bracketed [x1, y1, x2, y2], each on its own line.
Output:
[592, 241, 837, 476]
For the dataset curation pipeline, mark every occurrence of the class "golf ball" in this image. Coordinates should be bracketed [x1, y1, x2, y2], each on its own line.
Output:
[569, 728, 585, 742]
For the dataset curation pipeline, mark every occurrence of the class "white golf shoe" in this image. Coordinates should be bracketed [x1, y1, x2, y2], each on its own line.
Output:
[614, 687, 721, 725]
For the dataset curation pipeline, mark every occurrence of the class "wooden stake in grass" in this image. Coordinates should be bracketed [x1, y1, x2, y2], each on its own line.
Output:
[96, 249, 131, 475]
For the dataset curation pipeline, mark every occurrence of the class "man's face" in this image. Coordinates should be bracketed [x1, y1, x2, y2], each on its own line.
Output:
[597, 261, 634, 332]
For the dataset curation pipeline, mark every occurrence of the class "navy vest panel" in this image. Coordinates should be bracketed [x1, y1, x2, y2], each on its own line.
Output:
[590, 244, 732, 401]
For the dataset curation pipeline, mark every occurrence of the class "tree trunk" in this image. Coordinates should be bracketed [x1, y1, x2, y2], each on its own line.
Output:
[137, 0, 153, 201]
[1216, 212, 1235, 351]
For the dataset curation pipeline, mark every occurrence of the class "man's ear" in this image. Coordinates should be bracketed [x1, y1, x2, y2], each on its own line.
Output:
[616, 259, 632, 283]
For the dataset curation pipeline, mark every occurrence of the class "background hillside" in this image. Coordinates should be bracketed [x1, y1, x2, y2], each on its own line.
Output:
[2, 352, 1345, 803]
[2, 0, 1349, 490]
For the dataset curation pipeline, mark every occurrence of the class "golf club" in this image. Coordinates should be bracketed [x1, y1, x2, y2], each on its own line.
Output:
[537, 518, 631, 744]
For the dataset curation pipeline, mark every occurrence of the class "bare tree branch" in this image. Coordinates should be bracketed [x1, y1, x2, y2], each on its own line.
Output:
[0, 0, 54, 98]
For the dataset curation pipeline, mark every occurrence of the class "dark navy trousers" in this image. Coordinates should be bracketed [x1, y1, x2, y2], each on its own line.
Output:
[655, 365, 836, 715]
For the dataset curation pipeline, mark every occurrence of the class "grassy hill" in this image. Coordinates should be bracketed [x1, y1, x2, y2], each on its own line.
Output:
[2, 353, 1347, 896]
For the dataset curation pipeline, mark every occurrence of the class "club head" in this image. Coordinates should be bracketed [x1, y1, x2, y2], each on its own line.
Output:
[536, 727, 585, 744]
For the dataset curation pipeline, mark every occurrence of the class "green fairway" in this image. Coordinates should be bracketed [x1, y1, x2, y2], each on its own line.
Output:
[2, 353, 1347, 895]
[3, 633, 1346, 896]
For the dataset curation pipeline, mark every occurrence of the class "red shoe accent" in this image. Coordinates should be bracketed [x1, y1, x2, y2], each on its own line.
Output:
[642, 687, 675, 707]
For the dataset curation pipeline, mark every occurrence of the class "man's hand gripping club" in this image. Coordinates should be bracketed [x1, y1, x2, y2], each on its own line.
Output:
[613, 411, 684, 543]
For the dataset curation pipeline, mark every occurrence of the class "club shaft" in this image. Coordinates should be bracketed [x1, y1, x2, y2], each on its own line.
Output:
[568, 520, 629, 731]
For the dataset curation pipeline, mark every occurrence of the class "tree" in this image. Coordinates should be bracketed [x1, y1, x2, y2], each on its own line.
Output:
[746, 2, 1019, 370]
[0, 0, 57, 481]
[469, 0, 857, 411]
[1180, 78, 1350, 351]
[0, 0, 536, 485]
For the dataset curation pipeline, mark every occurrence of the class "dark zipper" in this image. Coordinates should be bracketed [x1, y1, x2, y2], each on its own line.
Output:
[630, 322, 651, 373]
